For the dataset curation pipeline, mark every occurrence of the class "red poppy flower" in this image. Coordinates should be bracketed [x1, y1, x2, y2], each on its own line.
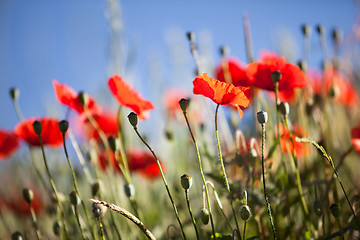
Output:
[0, 129, 19, 160]
[14, 118, 64, 147]
[53, 80, 100, 114]
[80, 111, 118, 140]
[192, 73, 250, 117]
[108, 75, 154, 120]
[246, 52, 307, 91]
[278, 123, 308, 157]
[351, 125, 360, 155]
[308, 69, 358, 107]
[215, 57, 251, 87]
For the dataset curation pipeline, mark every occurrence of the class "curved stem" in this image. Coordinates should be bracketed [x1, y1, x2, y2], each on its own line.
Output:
[215, 104, 241, 235]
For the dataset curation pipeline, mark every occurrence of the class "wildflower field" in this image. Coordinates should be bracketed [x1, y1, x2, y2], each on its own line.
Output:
[1, 2, 360, 240]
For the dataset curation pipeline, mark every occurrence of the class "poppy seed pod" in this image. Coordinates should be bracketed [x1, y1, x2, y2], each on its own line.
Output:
[279, 102, 290, 117]
[92, 202, 107, 219]
[301, 24, 312, 37]
[313, 199, 323, 217]
[240, 205, 252, 221]
[128, 112, 138, 127]
[69, 191, 81, 206]
[32, 120, 42, 136]
[329, 203, 340, 218]
[124, 184, 135, 198]
[22, 188, 34, 204]
[179, 98, 189, 113]
[200, 208, 210, 225]
[271, 70, 281, 84]
[58, 120, 69, 134]
[53, 221, 61, 236]
[257, 111, 268, 124]
[91, 180, 101, 197]
[10, 88, 19, 101]
[11, 231, 23, 240]
[180, 174, 192, 190]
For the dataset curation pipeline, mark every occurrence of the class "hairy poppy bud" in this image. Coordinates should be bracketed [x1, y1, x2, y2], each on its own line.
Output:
[108, 136, 118, 153]
[10, 88, 19, 101]
[329, 203, 340, 218]
[58, 120, 69, 134]
[32, 120, 42, 136]
[271, 70, 281, 84]
[313, 199, 323, 217]
[11, 231, 23, 240]
[77, 91, 88, 108]
[316, 25, 324, 35]
[200, 208, 210, 225]
[69, 191, 81, 206]
[124, 184, 135, 198]
[92, 203, 107, 219]
[257, 111, 268, 124]
[53, 221, 61, 236]
[128, 112, 138, 127]
[91, 180, 101, 197]
[180, 174, 192, 190]
[22, 188, 34, 204]
[298, 60, 308, 72]
[240, 205, 252, 221]
[179, 98, 189, 113]
[279, 102, 290, 117]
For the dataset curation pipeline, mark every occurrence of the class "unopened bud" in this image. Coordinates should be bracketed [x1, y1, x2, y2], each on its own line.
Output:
[331, 28, 343, 46]
[180, 174, 192, 190]
[271, 70, 281, 84]
[22, 188, 34, 204]
[124, 184, 135, 198]
[91, 180, 101, 197]
[329, 203, 340, 218]
[301, 24, 312, 37]
[92, 202, 107, 219]
[77, 91, 88, 108]
[240, 205, 252, 221]
[32, 120, 42, 136]
[127, 112, 138, 127]
[179, 98, 189, 113]
[10, 88, 19, 101]
[279, 102, 290, 117]
[11, 231, 23, 240]
[187, 32, 195, 42]
[108, 136, 118, 152]
[316, 25, 324, 35]
[58, 120, 69, 134]
[53, 221, 61, 236]
[200, 208, 210, 225]
[313, 199, 323, 217]
[328, 85, 339, 99]
[220, 46, 230, 57]
[257, 111, 268, 124]
[298, 60, 308, 72]
[69, 191, 81, 206]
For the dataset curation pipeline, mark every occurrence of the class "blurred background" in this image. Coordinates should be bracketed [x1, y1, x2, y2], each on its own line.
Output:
[0, 0, 359, 130]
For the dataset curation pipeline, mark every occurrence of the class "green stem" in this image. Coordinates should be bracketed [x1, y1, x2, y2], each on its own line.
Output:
[243, 221, 247, 240]
[215, 104, 241, 235]
[185, 190, 200, 240]
[29, 204, 42, 240]
[182, 112, 216, 239]
[74, 206, 87, 240]
[98, 218, 105, 240]
[260, 123, 277, 240]
[133, 126, 186, 240]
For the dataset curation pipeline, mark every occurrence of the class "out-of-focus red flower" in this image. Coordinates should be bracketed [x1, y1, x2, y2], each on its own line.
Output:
[0, 191, 43, 216]
[0, 129, 19, 160]
[246, 52, 307, 92]
[163, 88, 188, 118]
[278, 123, 308, 157]
[53, 80, 100, 114]
[215, 58, 251, 87]
[80, 111, 118, 140]
[193, 73, 250, 117]
[308, 69, 358, 107]
[14, 118, 64, 147]
[351, 125, 360, 155]
[108, 75, 154, 120]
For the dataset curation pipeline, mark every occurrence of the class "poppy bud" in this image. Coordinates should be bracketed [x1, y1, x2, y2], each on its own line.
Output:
[22, 188, 34, 204]
[240, 205, 252, 221]
[108, 136, 118, 152]
[124, 184, 135, 198]
[58, 120, 69, 134]
[220, 46, 230, 57]
[11, 231, 23, 240]
[32, 120, 42, 136]
[279, 102, 290, 117]
[331, 28, 343, 45]
[328, 85, 339, 99]
[69, 191, 81, 206]
[316, 24, 324, 35]
[298, 60, 308, 72]
[92, 202, 107, 219]
[301, 24, 312, 37]
[200, 208, 210, 225]
[271, 70, 281, 84]
[127, 112, 138, 127]
[313, 199, 323, 217]
[165, 129, 173, 141]
[10, 87, 19, 101]
[53, 221, 61, 236]
[180, 174, 192, 190]
[179, 98, 189, 113]
[91, 180, 101, 197]
[187, 32, 195, 41]
[257, 111, 268, 124]
[77, 91, 88, 108]
[329, 203, 340, 218]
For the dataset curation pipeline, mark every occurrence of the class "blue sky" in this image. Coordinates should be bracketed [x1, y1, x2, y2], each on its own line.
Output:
[0, 0, 359, 130]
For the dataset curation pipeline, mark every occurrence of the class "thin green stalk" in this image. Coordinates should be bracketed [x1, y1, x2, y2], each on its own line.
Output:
[132, 125, 186, 240]
[243, 221, 247, 240]
[98, 218, 105, 240]
[335, 218, 345, 240]
[184, 189, 200, 240]
[260, 122, 277, 240]
[214, 104, 241, 235]
[182, 111, 216, 239]
[296, 137, 360, 228]
[74, 206, 87, 240]
[29, 204, 42, 240]
[37, 135, 70, 240]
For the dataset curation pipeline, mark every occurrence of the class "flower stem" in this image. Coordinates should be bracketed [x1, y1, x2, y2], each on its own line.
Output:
[29, 204, 42, 240]
[132, 126, 186, 240]
[74, 205, 87, 240]
[98, 218, 105, 240]
[260, 122, 277, 240]
[182, 111, 216, 239]
[184, 189, 200, 240]
[214, 104, 241, 235]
